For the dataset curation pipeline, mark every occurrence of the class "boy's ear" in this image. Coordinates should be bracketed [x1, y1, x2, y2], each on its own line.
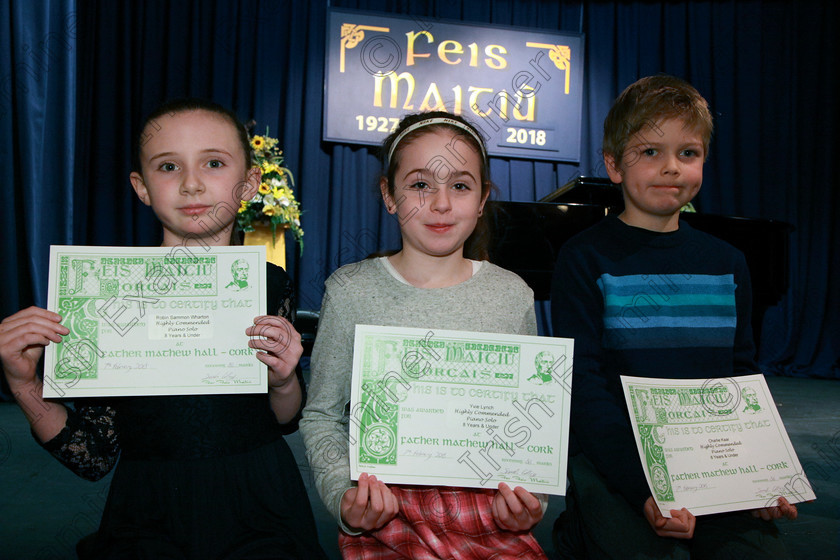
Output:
[240, 166, 261, 201]
[380, 177, 397, 215]
[604, 153, 623, 184]
[130, 172, 151, 206]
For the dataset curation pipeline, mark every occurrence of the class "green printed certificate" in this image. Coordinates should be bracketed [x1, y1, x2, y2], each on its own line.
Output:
[621, 375, 816, 516]
[349, 325, 573, 495]
[43, 246, 267, 398]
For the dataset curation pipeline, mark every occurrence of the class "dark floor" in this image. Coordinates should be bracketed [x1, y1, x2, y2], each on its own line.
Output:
[1, 376, 838, 559]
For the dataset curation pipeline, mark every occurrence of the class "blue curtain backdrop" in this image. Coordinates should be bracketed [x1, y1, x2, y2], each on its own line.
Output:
[1, 0, 837, 391]
[1, 0, 77, 324]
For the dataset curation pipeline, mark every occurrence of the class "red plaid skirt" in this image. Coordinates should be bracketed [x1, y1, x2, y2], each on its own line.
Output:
[338, 486, 548, 560]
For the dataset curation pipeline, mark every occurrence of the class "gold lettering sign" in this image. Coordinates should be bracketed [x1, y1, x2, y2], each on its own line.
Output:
[325, 9, 585, 162]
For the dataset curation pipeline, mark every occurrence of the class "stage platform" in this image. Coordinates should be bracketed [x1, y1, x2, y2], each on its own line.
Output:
[1, 376, 838, 559]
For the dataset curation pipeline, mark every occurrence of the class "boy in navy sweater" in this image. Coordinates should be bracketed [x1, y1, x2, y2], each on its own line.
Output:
[551, 75, 797, 559]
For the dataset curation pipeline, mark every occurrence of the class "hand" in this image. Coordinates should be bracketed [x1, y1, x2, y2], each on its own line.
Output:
[0, 307, 68, 388]
[0, 307, 69, 442]
[644, 496, 696, 539]
[492, 482, 544, 531]
[246, 315, 303, 388]
[340, 473, 399, 532]
[751, 496, 798, 521]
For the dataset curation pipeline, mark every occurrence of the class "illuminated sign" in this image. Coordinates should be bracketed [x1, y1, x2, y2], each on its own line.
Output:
[324, 8, 584, 162]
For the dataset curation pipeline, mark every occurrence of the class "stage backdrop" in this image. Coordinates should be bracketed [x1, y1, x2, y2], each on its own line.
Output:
[1, 0, 837, 386]
[323, 8, 585, 162]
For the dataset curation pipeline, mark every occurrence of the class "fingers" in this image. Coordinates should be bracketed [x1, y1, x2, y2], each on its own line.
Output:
[367, 473, 384, 514]
[670, 508, 693, 527]
[246, 316, 302, 356]
[385, 483, 399, 520]
[778, 496, 798, 520]
[655, 508, 695, 539]
[643, 498, 695, 539]
[246, 316, 303, 383]
[0, 307, 68, 343]
[353, 471, 370, 510]
[368, 475, 399, 528]
[752, 497, 798, 521]
[2, 306, 63, 325]
[492, 483, 518, 530]
[3, 325, 64, 349]
[498, 483, 522, 513]
[492, 483, 543, 531]
[643, 496, 667, 529]
[340, 473, 399, 532]
[513, 485, 542, 513]
[1, 308, 69, 385]
[758, 508, 776, 521]
[340, 476, 368, 530]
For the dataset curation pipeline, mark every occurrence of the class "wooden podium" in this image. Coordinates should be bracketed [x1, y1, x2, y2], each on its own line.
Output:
[243, 225, 286, 269]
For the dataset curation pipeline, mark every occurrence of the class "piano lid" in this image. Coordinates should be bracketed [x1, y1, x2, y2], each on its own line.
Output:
[540, 176, 623, 212]
[485, 200, 607, 299]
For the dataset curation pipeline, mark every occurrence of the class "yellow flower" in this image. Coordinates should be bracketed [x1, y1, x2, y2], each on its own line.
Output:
[246, 129, 304, 253]
[250, 136, 266, 150]
[237, 200, 248, 213]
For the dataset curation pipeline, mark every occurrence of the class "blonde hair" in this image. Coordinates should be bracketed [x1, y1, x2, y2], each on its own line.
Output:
[603, 75, 713, 165]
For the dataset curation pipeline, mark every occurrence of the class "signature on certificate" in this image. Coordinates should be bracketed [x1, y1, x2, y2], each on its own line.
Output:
[501, 467, 539, 478]
[755, 484, 786, 499]
[201, 372, 250, 385]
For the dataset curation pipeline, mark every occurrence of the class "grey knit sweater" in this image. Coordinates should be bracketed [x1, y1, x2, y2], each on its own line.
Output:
[299, 258, 537, 531]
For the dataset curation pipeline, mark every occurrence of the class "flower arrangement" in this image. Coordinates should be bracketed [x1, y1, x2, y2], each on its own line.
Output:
[237, 130, 304, 254]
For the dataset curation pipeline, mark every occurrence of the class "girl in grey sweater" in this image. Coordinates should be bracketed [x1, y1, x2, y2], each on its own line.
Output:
[300, 111, 548, 560]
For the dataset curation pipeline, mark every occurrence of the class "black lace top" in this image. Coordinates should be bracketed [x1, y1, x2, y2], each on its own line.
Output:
[41, 263, 302, 480]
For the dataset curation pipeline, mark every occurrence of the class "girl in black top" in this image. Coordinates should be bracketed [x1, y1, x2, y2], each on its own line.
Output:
[0, 99, 327, 559]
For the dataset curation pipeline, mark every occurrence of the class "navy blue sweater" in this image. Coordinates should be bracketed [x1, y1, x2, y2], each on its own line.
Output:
[551, 215, 758, 510]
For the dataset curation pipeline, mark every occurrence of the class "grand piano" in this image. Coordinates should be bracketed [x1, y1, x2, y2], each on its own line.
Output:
[485, 177, 793, 344]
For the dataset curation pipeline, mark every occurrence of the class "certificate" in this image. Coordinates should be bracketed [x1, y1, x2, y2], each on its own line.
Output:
[349, 325, 573, 495]
[43, 245, 267, 398]
[621, 374, 816, 516]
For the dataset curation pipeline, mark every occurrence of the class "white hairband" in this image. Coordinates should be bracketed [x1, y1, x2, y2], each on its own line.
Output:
[386, 117, 488, 168]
